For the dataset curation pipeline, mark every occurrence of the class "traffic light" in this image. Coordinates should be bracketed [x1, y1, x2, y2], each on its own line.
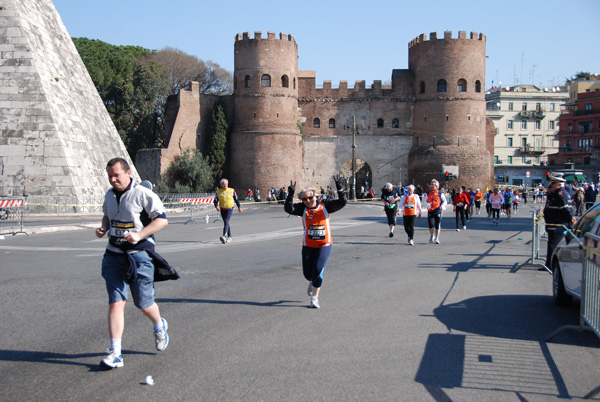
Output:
[444, 172, 450, 181]
[506, 175, 509, 183]
[546, 172, 550, 179]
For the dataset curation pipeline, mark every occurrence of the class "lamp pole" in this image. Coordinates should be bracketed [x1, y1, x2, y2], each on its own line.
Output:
[351, 116, 357, 200]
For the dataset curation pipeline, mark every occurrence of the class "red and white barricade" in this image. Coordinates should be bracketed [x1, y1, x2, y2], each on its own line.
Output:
[0, 197, 27, 236]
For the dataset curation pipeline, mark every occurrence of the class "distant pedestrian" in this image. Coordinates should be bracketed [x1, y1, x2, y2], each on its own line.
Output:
[381, 182, 401, 237]
[214, 178, 243, 244]
[399, 184, 421, 245]
[452, 187, 469, 231]
[423, 179, 447, 244]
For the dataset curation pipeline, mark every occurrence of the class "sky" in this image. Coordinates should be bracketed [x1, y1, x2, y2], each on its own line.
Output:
[52, 0, 600, 91]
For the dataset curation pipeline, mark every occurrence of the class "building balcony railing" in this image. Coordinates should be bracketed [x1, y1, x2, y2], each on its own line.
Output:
[519, 145, 545, 154]
[559, 128, 600, 135]
[559, 146, 595, 153]
[518, 110, 546, 119]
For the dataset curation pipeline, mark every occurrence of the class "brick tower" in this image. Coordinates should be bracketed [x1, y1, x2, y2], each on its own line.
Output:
[229, 31, 302, 195]
[408, 31, 492, 189]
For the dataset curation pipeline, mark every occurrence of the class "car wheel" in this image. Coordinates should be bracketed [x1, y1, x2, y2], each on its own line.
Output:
[552, 260, 572, 306]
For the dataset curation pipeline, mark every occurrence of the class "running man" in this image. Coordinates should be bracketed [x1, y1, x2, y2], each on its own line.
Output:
[95, 157, 171, 369]
[284, 175, 346, 309]
[214, 178, 243, 244]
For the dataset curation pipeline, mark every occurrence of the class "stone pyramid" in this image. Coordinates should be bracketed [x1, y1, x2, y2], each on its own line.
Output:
[0, 0, 139, 204]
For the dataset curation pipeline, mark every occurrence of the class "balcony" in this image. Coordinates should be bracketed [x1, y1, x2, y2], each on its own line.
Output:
[518, 109, 546, 119]
[519, 145, 545, 155]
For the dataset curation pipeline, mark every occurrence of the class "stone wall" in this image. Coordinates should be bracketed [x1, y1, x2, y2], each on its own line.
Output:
[0, 0, 137, 201]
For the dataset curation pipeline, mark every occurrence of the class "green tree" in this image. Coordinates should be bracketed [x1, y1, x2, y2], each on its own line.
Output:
[207, 99, 229, 180]
[73, 38, 171, 158]
[566, 71, 593, 83]
[166, 148, 215, 192]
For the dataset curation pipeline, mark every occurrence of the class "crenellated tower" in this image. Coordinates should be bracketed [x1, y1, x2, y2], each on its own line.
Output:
[229, 31, 302, 195]
[408, 31, 492, 189]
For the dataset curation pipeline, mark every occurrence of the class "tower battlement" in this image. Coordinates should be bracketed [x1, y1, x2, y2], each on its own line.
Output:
[235, 31, 295, 43]
[409, 30, 485, 48]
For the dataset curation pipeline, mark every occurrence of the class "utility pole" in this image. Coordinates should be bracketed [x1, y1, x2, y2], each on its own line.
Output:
[351, 115, 357, 200]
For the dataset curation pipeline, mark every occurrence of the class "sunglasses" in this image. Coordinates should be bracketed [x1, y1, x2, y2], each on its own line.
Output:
[301, 195, 315, 201]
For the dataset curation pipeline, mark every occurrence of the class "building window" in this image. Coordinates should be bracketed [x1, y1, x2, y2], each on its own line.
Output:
[261, 74, 271, 87]
[508, 156, 513, 164]
[536, 103, 542, 111]
[549, 120, 555, 130]
[475, 80, 481, 93]
[535, 120, 541, 130]
[419, 81, 425, 94]
[468, 115, 471, 121]
[568, 123, 572, 133]
[244, 75, 251, 88]
[521, 120, 527, 130]
[329, 118, 335, 128]
[445, 115, 449, 121]
[424, 116, 427, 122]
[522, 102, 527, 111]
[392, 118, 399, 128]
[585, 103, 593, 110]
[293, 77, 296, 89]
[579, 138, 592, 150]
[507, 137, 513, 147]
[437, 79, 447, 92]
[507, 120, 514, 130]
[377, 118, 384, 128]
[494, 155, 499, 164]
[253, 112, 256, 118]
[508, 102, 514, 111]
[457, 79, 467, 92]
[313, 118, 320, 128]
[281, 75, 289, 88]
[522, 156, 527, 163]
[550, 103, 555, 111]
[522, 137, 527, 147]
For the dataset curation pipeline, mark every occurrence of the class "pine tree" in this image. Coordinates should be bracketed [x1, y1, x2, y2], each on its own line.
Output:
[207, 99, 228, 181]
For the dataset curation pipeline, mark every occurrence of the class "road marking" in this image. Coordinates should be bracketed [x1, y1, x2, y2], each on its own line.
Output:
[0, 219, 375, 254]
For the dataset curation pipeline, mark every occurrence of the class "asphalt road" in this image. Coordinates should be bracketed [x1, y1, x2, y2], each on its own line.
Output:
[0, 201, 599, 401]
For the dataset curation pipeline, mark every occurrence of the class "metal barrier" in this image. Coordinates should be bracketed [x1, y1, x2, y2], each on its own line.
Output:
[178, 197, 221, 224]
[545, 232, 600, 398]
[0, 197, 28, 236]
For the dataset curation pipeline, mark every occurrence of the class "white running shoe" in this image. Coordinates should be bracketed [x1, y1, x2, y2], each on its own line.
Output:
[435, 238, 440, 244]
[409, 238, 414, 246]
[154, 318, 169, 351]
[226, 236, 232, 243]
[310, 296, 320, 309]
[101, 348, 123, 369]
[456, 228, 460, 231]
[463, 226, 467, 230]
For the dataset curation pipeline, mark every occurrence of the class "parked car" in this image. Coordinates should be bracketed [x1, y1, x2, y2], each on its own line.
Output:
[551, 202, 600, 305]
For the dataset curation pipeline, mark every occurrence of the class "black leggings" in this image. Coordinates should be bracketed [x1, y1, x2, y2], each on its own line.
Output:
[403, 215, 416, 239]
[427, 210, 442, 229]
[302, 245, 332, 288]
[491, 208, 500, 220]
[455, 207, 466, 228]
[385, 207, 397, 226]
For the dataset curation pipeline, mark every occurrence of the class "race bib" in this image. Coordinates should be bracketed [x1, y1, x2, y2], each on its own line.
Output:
[308, 225, 326, 240]
[405, 202, 414, 209]
[110, 220, 134, 244]
[457, 202, 463, 207]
